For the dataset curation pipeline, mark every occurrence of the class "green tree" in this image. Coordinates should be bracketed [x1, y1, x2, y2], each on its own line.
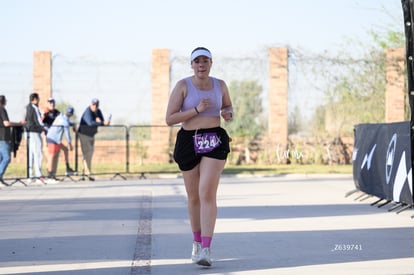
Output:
[309, 27, 405, 137]
[288, 105, 304, 135]
[310, 105, 325, 136]
[226, 80, 265, 139]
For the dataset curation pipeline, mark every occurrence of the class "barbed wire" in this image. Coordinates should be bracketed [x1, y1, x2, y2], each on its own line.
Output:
[0, 46, 392, 125]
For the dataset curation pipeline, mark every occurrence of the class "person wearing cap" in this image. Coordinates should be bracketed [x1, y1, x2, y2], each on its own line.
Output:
[78, 98, 110, 181]
[43, 98, 76, 177]
[42, 98, 60, 132]
[25, 93, 46, 184]
[0, 95, 24, 186]
[45, 106, 76, 182]
[166, 47, 233, 267]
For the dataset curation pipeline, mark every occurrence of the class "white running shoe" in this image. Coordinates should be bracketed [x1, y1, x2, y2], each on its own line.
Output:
[34, 178, 46, 185]
[46, 178, 59, 184]
[191, 242, 201, 263]
[196, 247, 212, 267]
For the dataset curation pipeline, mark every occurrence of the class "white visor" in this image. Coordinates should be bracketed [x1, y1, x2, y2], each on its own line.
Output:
[191, 49, 212, 61]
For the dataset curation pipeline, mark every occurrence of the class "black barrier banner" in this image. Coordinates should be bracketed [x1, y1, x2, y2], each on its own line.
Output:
[402, 0, 414, 124]
[401, 0, 414, 207]
[353, 122, 413, 205]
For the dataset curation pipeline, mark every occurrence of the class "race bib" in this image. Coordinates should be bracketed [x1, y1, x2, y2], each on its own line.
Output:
[193, 132, 221, 154]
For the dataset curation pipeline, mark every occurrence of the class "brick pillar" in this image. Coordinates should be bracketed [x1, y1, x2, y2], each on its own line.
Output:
[268, 48, 288, 150]
[150, 49, 170, 162]
[33, 51, 52, 110]
[385, 48, 405, 123]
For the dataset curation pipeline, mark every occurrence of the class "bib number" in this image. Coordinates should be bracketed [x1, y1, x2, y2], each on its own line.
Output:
[194, 132, 221, 154]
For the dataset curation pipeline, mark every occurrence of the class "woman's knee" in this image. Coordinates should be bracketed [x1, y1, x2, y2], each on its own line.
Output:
[199, 190, 217, 203]
[187, 195, 200, 207]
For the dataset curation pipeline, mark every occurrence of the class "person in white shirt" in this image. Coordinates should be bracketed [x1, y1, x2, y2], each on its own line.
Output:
[46, 106, 75, 181]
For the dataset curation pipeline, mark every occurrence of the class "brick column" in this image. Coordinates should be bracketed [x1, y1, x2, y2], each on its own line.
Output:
[150, 49, 170, 162]
[385, 48, 405, 122]
[268, 48, 288, 150]
[33, 51, 52, 110]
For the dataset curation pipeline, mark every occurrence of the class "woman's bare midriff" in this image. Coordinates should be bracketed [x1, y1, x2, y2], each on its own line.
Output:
[182, 116, 221, 130]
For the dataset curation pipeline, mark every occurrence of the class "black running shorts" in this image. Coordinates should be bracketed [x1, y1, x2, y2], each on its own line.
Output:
[173, 127, 230, 171]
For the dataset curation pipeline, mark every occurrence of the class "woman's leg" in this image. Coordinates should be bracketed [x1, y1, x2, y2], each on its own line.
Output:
[182, 165, 201, 233]
[198, 157, 226, 238]
[194, 157, 226, 266]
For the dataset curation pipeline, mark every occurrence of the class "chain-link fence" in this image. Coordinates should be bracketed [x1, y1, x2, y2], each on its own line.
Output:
[0, 48, 329, 127]
[1, 46, 394, 179]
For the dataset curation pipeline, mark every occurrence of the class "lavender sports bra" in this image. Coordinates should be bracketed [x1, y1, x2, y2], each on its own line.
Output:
[181, 77, 222, 117]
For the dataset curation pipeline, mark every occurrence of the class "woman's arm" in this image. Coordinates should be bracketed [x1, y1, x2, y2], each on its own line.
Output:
[220, 80, 233, 122]
[165, 79, 199, 126]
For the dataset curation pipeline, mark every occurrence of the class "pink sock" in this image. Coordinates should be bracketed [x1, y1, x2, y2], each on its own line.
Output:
[201, 236, 212, 248]
[193, 231, 202, 243]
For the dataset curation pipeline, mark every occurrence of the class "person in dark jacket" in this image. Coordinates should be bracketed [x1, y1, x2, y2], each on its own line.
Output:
[78, 98, 110, 181]
[42, 97, 60, 133]
[0, 95, 24, 186]
[25, 93, 46, 183]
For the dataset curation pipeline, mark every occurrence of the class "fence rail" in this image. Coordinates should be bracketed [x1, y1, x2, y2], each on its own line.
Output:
[6, 125, 181, 183]
[4, 124, 353, 185]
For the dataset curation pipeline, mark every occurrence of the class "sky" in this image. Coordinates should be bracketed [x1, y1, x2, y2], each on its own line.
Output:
[0, 0, 404, 62]
[0, 0, 406, 124]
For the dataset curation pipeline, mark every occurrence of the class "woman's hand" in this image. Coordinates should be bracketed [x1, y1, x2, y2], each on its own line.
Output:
[221, 106, 233, 122]
[196, 98, 211, 113]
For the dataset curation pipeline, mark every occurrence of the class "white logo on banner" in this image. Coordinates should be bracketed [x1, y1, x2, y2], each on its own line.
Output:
[386, 134, 397, 185]
[352, 148, 358, 161]
[361, 144, 377, 170]
[392, 151, 413, 202]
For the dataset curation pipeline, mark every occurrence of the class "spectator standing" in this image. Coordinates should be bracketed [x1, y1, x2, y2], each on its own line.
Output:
[42, 98, 75, 177]
[46, 106, 75, 182]
[0, 95, 24, 186]
[42, 97, 60, 132]
[78, 98, 110, 181]
[25, 93, 45, 184]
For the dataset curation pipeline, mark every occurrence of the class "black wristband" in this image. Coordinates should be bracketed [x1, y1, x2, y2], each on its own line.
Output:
[194, 107, 200, 114]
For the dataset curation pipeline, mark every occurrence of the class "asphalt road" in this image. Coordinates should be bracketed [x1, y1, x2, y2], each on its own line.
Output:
[0, 174, 413, 275]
